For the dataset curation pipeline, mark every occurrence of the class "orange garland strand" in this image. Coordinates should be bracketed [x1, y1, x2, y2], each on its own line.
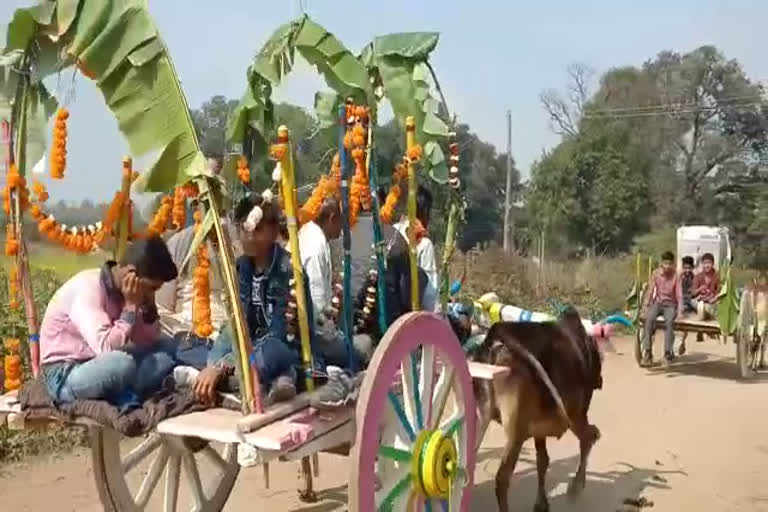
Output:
[50, 108, 68, 180]
[172, 186, 186, 229]
[8, 263, 19, 310]
[236, 155, 250, 185]
[192, 209, 213, 338]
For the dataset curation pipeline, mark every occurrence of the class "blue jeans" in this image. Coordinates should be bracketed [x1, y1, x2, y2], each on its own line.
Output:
[208, 325, 301, 391]
[42, 337, 178, 404]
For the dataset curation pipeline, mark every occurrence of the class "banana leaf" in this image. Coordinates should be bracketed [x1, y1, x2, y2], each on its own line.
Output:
[0, 51, 58, 172]
[228, 14, 372, 156]
[2, 0, 205, 192]
[362, 33, 451, 183]
[717, 264, 739, 335]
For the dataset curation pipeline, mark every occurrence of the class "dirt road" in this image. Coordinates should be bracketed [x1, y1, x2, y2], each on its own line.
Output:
[3, 336, 768, 511]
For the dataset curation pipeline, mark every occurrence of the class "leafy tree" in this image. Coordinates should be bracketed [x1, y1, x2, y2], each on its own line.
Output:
[190, 95, 239, 161]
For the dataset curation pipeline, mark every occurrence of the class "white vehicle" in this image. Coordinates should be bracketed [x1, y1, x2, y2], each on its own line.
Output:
[676, 225, 732, 270]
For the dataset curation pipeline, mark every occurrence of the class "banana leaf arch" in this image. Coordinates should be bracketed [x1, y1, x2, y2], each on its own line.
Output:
[227, 16, 453, 184]
[1, 0, 210, 192]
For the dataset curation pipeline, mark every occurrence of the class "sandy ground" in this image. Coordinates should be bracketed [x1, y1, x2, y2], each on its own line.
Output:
[2, 335, 768, 511]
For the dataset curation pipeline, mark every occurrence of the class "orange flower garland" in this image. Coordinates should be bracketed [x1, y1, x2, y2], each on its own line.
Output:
[3, 164, 30, 215]
[192, 209, 213, 338]
[32, 180, 48, 202]
[236, 155, 250, 185]
[172, 186, 186, 229]
[50, 108, 69, 179]
[380, 162, 408, 224]
[145, 195, 173, 236]
[4, 224, 18, 256]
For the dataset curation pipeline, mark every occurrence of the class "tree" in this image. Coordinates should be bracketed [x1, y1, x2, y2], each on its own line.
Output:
[540, 63, 595, 138]
[642, 46, 768, 220]
[190, 95, 240, 161]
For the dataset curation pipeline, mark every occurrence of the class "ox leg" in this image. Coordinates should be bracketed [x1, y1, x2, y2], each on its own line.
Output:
[495, 436, 523, 512]
[533, 438, 550, 512]
[475, 401, 493, 453]
[567, 421, 600, 496]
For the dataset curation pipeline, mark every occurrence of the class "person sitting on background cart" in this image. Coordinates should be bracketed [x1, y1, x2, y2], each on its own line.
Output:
[692, 253, 720, 317]
[39, 236, 179, 405]
[641, 250, 683, 367]
[191, 192, 321, 407]
[393, 185, 439, 312]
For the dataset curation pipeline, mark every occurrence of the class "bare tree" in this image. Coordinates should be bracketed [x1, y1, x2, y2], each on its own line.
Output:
[540, 63, 595, 137]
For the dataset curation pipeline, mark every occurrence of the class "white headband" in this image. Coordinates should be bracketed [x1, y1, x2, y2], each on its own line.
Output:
[243, 189, 275, 232]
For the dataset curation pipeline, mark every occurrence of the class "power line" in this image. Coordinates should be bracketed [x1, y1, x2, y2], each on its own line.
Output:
[582, 102, 765, 120]
[582, 92, 766, 115]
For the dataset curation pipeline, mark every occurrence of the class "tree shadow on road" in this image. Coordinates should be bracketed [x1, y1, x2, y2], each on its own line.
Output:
[472, 449, 684, 511]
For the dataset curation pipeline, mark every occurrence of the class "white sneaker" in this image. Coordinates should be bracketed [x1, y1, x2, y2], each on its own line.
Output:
[173, 366, 200, 388]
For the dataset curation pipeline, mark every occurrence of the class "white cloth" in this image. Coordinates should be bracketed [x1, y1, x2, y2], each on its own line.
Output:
[394, 219, 439, 312]
[298, 221, 333, 318]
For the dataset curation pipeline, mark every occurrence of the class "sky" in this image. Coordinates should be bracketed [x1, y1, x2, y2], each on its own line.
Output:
[2, 0, 768, 203]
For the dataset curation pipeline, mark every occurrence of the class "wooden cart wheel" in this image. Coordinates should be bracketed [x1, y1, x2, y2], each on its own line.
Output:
[349, 312, 477, 512]
[90, 427, 240, 511]
[737, 291, 756, 379]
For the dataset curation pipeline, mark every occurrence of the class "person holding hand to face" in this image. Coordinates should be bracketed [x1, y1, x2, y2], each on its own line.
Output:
[39, 236, 179, 405]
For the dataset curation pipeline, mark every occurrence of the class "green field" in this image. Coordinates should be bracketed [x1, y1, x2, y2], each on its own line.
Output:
[4, 243, 105, 279]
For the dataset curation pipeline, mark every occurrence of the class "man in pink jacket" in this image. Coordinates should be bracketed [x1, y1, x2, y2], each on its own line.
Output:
[40, 236, 178, 404]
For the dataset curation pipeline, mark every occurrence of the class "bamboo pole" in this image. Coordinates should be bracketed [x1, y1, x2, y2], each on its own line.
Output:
[366, 122, 388, 334]
[9, 78, 40, 378]
[338, 104, 355, 371]
[405, 116, 419, 311]
[205, 182, 260, 414]
[439, 201, 460, 312]
[275, 125, 314, 392]
[114, 157, 133, 261]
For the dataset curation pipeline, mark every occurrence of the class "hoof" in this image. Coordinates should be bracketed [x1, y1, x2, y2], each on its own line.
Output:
[533, 499, 550, 512]
[678, 344, 686, 356]
[567, 477, 585, 496]
[298, 489, 318, 503]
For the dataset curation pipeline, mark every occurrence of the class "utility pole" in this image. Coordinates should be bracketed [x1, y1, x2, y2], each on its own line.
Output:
[503, 109, 513, 252]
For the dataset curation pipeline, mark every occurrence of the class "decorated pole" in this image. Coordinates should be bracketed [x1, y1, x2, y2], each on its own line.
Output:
[114, 157, 133, 261]
[439, 131, 463, 313]
[8, 74, 40, 378]
[338, 103, 355, 370]
[366, 123, 388, 334]
[274, 125, 314, 392]
[405, 116, 420, 311]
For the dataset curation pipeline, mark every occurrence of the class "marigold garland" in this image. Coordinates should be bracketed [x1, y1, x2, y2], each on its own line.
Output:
[50, 108, 69, 179]
[32, 180, 48, 202]
[236, 155, 250, 185]
[379, 162, 408, 224]
[192, 209, 213, 338]
[145, 195, 173, 236]
[4, 224, 18, 256]
[172, 186, 186, 229]
[3, 164, 30, 215]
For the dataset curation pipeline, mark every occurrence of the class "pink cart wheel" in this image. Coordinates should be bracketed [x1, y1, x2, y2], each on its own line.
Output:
[349, 312, 476, 511]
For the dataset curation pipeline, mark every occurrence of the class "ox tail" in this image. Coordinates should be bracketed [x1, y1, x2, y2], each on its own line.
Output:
[499, 339, 572, 428]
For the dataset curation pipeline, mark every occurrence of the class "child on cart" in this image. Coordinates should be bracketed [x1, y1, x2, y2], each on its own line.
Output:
[692, 253, 720, 317]
[39, 236, 179, 405]
[191, 192, 322, 407]
[641, 251, 683, 367]
[680, 256, 696, 314]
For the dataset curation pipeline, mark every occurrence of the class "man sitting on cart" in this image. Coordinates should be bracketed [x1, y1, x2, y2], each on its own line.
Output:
[39, 236, 179, 405]
[393, 185, 439, 312]
[641, 250, 683, 366]
[192, 192, 322, 406]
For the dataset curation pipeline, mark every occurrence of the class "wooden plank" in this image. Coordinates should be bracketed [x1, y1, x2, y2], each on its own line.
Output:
[468, 361, 510, 381]
[242, 406, 354, 451]
[156, 409, 244, 444]
[236, 392, 311, 434]
[280, 421, 355, 462]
